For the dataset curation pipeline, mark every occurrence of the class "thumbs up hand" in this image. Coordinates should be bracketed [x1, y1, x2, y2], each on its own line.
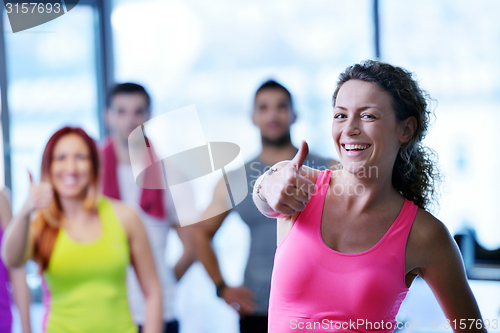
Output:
[25, 170, 54, 213]
[258, 141, 316, 216]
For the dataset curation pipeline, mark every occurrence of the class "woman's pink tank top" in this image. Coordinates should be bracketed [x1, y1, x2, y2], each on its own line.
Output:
[268, 170, 418, 332]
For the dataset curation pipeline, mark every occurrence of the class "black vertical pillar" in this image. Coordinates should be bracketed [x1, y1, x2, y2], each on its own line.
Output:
[374, 0, 381, 60]
[0, 8, 12, 189]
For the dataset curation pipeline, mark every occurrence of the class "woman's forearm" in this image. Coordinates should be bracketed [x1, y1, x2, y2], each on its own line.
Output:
[252, 179, 284, 217]
[142, 291, 163, 333]
[9, 267, 32, 333]
[252, 161, 289, 218]
[1, 205, 32, 268]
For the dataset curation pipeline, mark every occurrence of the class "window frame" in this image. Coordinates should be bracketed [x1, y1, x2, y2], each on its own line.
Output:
[0, 0, 114, 190]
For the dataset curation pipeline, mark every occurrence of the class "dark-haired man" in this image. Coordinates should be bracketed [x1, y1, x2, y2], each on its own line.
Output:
[102, 83, 194, 333]
[191, 80, 336, 332]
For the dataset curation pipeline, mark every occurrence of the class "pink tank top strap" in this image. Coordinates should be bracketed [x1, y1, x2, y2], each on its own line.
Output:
[393, 198, 419, 237]
[293, 169, 332, 226]
[316, 169, 332, 192]
[380, 198, 419, 280]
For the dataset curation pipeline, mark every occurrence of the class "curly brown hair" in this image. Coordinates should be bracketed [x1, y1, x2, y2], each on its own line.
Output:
[332, 60, 440, 210]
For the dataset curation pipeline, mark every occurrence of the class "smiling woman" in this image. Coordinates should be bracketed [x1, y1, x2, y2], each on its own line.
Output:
[252, 60, 485, 332]
[49, 134, 95, 203]
[332, 61, 438, 210]
[0, 127, 163, 333]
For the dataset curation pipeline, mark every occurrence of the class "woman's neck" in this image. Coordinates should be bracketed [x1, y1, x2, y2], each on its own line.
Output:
[335, 168, 402, 213]
[58, 196, 91, 221]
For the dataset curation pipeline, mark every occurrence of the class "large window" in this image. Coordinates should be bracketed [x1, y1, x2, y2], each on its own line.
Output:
[381, 0, 500, 329]
[3, 6, 101, 213]
[382, 0, 500, 244]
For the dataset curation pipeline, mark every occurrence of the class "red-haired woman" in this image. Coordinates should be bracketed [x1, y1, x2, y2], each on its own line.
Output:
[1, 127, 162, 333]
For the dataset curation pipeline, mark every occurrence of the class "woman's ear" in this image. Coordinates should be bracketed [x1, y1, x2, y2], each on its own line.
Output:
[400, 116, 417, 144]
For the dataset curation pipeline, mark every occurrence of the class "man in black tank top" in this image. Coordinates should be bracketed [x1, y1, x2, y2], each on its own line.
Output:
[190, 80, 337, 333]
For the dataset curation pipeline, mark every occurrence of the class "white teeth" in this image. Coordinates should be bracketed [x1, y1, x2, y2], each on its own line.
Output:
[344, 144, 369, 150]
[63, 177, 77, 186]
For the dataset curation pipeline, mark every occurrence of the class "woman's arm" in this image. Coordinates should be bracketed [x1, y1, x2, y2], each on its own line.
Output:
[114, 202, 162, 333]
[252, 160, 290, 217]
[1, 179, 53, 268]
[9, 268, 32, 333]
[409, 210, 486, 333]
[1, 203, 35, 268]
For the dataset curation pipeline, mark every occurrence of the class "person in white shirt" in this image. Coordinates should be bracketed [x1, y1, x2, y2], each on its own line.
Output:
[102, 83, 195, 333]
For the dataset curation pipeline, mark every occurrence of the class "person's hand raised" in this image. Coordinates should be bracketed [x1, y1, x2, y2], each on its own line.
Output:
[25, 170, 53, 213]
[261, 141, 316, 216]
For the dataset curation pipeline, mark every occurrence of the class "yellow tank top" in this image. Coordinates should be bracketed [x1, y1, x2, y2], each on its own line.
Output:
[43, 197, 137, 333]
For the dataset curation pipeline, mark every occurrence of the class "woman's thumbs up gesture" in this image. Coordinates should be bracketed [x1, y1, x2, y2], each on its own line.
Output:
[256, 141, 315, 216]
[25, 170, 53, 213]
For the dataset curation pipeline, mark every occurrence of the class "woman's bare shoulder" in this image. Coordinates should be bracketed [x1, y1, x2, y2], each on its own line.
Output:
[411, 208, 449, 244]
[107, 199, 142, 234]
[407, 208, 458, 273]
